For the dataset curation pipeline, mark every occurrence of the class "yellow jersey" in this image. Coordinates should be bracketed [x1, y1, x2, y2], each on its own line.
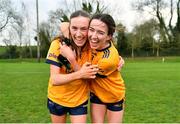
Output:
[90, 42, 125, 103]
[46, 38, 91, 107]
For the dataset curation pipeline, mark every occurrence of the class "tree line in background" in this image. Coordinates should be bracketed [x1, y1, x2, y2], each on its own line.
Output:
[0, 0, 180, 60]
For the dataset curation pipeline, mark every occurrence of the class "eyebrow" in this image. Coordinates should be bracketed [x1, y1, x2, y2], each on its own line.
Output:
[89, 27, 106, 34]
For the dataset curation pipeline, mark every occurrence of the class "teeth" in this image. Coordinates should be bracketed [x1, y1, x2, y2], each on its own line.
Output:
[75, 36, 83, 40]
[91, 40, 97, 43]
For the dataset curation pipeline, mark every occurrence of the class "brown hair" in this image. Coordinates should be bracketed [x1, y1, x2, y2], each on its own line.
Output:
[69, 10, 90, 59]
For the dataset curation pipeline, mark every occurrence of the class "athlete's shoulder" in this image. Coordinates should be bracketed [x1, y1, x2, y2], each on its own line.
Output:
[109, 42, 119, 56]
[51, 37, 61, 46]
[100, 42, 119, 65]
[110, 41, 118, 50]
[101, 42, 118, 58]
[46, 37, 61, 60]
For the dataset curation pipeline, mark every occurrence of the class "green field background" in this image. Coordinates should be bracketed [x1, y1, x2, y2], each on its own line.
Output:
[0, 57, 180, 123]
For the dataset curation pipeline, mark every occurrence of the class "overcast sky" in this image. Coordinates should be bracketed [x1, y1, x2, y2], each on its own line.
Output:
[2, 0, 176, 46]
[11, 0, 140, 31]
[1, 0, 158, 46]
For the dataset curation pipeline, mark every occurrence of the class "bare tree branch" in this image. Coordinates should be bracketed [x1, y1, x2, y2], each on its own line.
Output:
[0, 14, 10, 31]
[169, 0, 173, 33]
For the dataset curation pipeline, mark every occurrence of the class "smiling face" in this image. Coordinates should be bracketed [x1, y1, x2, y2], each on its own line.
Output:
[88, 19, 111, 50]
[69, 16, 90, 47]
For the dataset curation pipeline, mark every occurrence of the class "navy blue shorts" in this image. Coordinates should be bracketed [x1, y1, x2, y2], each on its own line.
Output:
[90, 93, 124, 111]
[47, 98, 88, 116]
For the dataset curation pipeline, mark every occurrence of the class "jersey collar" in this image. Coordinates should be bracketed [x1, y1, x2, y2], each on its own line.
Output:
[96, 41, 112, 52]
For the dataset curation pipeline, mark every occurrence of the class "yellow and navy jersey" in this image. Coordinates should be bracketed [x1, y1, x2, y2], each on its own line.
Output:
[90, 42, 125, 103]
[46, 37, 71, 73]
[46, 38, 91, 107]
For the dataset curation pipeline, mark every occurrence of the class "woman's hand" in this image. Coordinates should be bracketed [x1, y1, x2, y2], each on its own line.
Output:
[60, 43, 76, 62]
[79, 62, 99, 79]
[117, 56, 125, 71]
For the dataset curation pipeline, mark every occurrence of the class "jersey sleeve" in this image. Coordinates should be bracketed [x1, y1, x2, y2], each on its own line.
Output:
[97, 43, 121, 77]
[97, 57, 119, 77]
[46, 40, 62, 67]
